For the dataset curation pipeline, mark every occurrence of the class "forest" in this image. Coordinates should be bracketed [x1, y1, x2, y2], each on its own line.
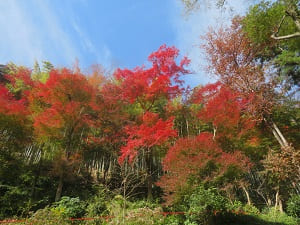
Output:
[0, 0, 299, 224]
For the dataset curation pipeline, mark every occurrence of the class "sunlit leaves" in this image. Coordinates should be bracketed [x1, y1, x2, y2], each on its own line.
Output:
[116, 45, 189, 165]
[114, 45, 190, 109]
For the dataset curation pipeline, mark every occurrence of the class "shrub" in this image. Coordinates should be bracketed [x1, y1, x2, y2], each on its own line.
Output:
[161, 215, 182, 225]
[28, 206, 68, 225]
[243, 204, 260, 215]
[183, 185, 229, 225]
[287, 194, 300, 218]
[52, 196, 86, 218]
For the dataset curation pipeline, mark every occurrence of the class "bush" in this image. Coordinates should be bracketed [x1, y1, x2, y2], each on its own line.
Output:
[161, 215, 182, 225]
[52, 196, 86, 218]
[226, 200, 243, 212]
[243, 204, 260, 215]
[287, 194, 300, 218]
[183, 185, 229, 225]
[28, 206, 68, 225]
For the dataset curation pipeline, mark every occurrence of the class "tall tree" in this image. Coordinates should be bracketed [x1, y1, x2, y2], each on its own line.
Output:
[116, 45, 190, 200]
[203, 17, 292, 149]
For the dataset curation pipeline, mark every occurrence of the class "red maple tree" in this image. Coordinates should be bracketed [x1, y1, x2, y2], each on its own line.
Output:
[115, 45, 190, 200]
[157, 133, 251, 204]
[29, 68, 100, 201]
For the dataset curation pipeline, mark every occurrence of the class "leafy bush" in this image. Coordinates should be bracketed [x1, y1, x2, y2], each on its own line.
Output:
[161, 215, 182, 225]
[52, 196, 86, 218]
[226, 200, 243, 212]
[28, 206, 68, 225]
[183, 185, 229, 225]
[287, 194, 300, 218]
[243, 204, 260, 215]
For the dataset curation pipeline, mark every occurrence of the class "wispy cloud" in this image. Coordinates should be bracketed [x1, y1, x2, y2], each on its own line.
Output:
[71, 19, 98, 56]
[33, 0, 81, 65]
[71, 18, 112, 67]
[0, 0, 44, 65]
[0, 0, 80, 67]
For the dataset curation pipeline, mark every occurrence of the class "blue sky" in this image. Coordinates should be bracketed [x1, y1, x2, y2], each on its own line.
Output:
[0, 0, 249, 87]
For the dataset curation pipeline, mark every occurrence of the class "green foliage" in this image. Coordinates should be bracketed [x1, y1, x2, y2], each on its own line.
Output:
[113, 207, 164, 225]
[182, 185, 229, 224]
[287, 194, 300, 218]
[161, 215, 182, 225]
[243, 204, 260, 215]
[31, 61, 50, 83]
[42, 61, 54, 73]
[243, 1, 286, 46]
[52, 196, 86, 218]
[29, 206, 68, 225]
[242, 0, 300, 88]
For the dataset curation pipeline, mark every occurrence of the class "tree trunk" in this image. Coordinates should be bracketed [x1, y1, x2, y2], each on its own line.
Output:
[145, 150, 153, 201]
[265, 118, 289, 148]
[271, 121, 288, 147]
[242, 185, 251, 205]
[55, 170, 64, 202]
[147, 174, 153, 201]
[275, 190, 283, 212]
[275, 189, 279, 209]
[279, 199, 283, 212]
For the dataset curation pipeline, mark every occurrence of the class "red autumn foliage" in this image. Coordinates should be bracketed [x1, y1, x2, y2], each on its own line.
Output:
[191, 82, 256, 137]
[157, 133, 251, 204]
[29, 68, 99, 139]
[116, 45, 189, 165]
[114, 45, 190, 109]
[118, 112, 178, 164]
